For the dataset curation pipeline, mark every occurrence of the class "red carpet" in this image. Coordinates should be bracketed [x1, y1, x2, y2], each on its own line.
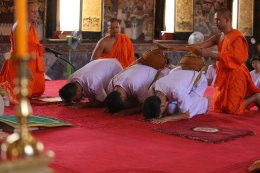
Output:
[2, 81, 260, 173]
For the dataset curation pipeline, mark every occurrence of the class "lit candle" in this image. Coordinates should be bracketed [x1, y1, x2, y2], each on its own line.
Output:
[15, 0, 28, 58]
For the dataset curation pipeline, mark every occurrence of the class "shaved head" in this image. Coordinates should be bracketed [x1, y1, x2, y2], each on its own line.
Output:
[216, 8, 232, 20]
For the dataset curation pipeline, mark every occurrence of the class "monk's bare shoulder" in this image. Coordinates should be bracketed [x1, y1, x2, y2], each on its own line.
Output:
[96, 36, 108, 46]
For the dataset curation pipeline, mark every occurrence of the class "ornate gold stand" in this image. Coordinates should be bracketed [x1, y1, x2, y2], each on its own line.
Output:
[0, 59, 54, 172]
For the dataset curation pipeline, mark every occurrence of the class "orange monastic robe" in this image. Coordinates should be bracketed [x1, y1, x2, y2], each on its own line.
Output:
[213, 29, 260, 114]
[0, 24, 45, 99]
[99, 34, 135, 68]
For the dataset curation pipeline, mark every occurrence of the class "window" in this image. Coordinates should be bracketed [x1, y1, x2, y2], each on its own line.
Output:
[164, 0, 175, 33]
[57, 0, 81, 31]
[232, 0, 238, 29]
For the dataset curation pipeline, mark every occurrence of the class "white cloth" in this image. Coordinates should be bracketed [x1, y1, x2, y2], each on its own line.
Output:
[206, 65, 216, 86]
[250, 70, 260, 88]
[155, 68, 208, 117]
[108, 64, 163, 103]
[70, 59, 122, 102]
[0, 95, 4, 116]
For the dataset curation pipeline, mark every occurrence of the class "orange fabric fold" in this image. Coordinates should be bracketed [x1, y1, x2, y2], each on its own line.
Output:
[0, 24, 45, 101]
[213, 30, 260, 114]
[99, 34, 134, 68]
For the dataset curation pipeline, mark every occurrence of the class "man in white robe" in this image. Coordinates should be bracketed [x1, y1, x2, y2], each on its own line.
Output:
[143, 67, 209, 124]
[105, 64, 172, 113]
[59, 59, 122, 107]
[250, 58, 260, 88]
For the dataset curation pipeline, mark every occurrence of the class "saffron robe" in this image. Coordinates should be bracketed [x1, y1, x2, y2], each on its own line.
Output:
[0, 24, 45, 98]
[214, 29, 260, 114]
[99, 34, 135, 69]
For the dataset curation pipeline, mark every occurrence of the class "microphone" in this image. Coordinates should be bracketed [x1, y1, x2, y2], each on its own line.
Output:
[45, 47, 62, 56]
[45, 47, 76, 72]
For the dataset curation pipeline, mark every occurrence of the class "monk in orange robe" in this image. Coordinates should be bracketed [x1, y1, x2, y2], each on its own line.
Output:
[189, 8, 260, 114]
[91, 18, 135, 69]
[0, 1, 45, 101]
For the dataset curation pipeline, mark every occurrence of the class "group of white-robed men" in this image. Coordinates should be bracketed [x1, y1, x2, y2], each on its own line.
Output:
[59, 46, 210, 124]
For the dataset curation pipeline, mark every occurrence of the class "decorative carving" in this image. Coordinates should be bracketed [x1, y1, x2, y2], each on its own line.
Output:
[238, 0, 254, 36]
[194, 0, 227, 38]
[104, 0, 155, 42]
[175, 0, 193, 32]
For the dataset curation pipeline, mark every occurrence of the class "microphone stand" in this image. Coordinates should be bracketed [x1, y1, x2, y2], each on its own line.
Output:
[52, 53, 76, 72]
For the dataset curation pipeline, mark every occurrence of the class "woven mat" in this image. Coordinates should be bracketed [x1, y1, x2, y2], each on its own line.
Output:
[0, 114, 73, 133]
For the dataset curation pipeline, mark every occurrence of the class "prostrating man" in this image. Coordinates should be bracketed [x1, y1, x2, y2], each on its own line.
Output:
[160, 8, 260, 114]
[91, 18, 135, 69]
[0, 1, 45, 102]
[59, 59, 122, 107]
[143, 53, 209, 124]
[104, 63, 172, 114]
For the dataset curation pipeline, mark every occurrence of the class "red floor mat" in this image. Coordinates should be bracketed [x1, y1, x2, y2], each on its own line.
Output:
[156, 121, 255, 143]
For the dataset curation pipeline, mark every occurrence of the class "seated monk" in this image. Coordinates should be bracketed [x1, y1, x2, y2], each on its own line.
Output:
[0, 1, 45, 102]
[90, 18, 135, 69]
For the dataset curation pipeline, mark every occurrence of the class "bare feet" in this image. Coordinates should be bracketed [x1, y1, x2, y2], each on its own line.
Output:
[248, 160, 260, 172]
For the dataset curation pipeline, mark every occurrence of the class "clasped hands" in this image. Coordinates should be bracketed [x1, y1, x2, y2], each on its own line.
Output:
[156, 43, 209, 57]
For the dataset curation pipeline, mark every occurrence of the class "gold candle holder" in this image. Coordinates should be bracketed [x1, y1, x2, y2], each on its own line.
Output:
[0, 1, 53, 172]
[1, 60, 44, 160]
[0, 58, 54, 172]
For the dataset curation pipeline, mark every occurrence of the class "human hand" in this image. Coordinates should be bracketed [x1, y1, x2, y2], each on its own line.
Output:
[186, 45, 202, 53]
[186, 47, 207, 57]
[150, 118, 168, 124]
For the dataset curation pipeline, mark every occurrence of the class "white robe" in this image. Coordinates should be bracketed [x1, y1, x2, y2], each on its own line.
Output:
[107, 64, 170, 103]
[206, 65, 216, 86]
[250, 70, 260, 88]
[70, 59, 122, 102]
[155, 68, 208, 117]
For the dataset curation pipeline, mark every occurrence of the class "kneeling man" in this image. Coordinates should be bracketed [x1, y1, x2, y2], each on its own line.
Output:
[143, 53, 209, 123]
[59, 59, 122, 107]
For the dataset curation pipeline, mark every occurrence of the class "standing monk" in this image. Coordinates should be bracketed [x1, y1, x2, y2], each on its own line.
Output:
[90, 18, 135, 69]
[0, 0, 45, 101]
[189, 8, 260, 114]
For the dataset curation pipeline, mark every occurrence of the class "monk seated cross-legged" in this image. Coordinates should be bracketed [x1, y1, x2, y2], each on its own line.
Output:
[90, 18, 135, 69]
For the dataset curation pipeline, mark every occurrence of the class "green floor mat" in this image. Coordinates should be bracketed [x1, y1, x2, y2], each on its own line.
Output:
[0, 114, 73, 130]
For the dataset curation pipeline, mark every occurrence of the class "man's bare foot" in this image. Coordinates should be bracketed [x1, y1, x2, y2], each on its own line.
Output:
[248, 160, 260, 172]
